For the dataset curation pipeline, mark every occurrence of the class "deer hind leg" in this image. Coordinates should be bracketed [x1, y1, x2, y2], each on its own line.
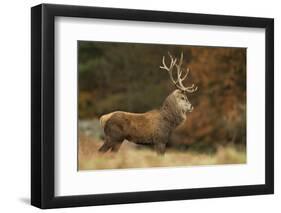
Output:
[98, 141, 111, 153]
[98, 136, 114, 153]
[98, 136, 123, 153]
[111, 141, 123, 152]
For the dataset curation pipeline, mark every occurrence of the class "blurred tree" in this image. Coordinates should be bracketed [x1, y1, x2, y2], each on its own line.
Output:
[78, 41, 246, 148]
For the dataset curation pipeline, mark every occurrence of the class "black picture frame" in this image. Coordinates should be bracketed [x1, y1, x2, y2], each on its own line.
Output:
[31, 3, 274, 209]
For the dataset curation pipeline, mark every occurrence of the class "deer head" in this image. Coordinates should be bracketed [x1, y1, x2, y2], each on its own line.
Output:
[160, 52, 197, 117]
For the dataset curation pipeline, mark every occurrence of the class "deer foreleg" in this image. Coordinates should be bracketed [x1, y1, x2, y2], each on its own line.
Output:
[154, 143, 166, 155]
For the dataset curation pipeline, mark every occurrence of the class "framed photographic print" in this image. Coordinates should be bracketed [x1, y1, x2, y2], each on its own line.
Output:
[31, 3, 274, 209]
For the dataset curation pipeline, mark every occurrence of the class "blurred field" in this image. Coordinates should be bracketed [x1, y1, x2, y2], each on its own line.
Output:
[78, 121, 246, 170]
[78, 134, 246, 170]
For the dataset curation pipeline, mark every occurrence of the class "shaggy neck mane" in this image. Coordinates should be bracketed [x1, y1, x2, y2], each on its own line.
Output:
[160, 94, 185, 128]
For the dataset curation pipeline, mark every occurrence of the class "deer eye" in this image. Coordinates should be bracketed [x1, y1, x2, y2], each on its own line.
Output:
[181, 97, 185, 100]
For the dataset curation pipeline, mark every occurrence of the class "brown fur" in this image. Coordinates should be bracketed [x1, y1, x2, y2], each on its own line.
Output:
[98, 89, 193, 154]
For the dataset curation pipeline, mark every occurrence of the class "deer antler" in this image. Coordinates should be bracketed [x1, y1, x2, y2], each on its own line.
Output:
[160, 52, 198, 93]
[160, 52, 178, 86]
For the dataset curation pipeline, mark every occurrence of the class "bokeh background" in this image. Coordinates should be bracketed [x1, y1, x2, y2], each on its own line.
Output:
[78, 41, 246, 170]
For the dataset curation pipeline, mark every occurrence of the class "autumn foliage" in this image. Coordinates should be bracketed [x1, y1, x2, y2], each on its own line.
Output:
[79, 41, 246, 151]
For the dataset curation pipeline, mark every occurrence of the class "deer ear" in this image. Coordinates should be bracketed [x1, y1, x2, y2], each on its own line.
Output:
[179, 90, 185, 95]
[174, 89, 180, 94]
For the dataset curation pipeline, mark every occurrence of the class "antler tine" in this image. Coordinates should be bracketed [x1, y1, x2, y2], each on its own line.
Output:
[160, 56, 176, 71]
[160, 56, 167, 69]
[167, 51, 173, 61]
[175, 53, 197, 93]
[177, 68, 198, 93]
[180, 67, 189, 82]
[160, 53, 178, 86]
[167, 52, 177, 69]
[179, 52, 183, 67]
[178, 80, 198, 93]
[175, 52, 184, 76]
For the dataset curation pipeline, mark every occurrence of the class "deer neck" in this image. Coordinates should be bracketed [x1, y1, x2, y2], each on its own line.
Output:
[160, 101, 186, 129]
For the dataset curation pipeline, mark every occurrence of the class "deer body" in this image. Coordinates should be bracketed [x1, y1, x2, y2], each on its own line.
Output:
[101, 110, 162, 145]
[98, 53, 197, 154]
[99, 90, 193, 154]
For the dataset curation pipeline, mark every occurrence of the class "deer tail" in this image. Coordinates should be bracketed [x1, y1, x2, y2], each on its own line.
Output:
[99, 113, 114, 129]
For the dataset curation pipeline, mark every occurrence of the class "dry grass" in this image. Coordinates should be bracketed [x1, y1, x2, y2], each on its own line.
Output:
[78, 134, 246, 171]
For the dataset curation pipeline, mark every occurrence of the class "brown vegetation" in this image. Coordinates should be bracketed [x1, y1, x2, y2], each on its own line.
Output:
[78, 133, 246, 170]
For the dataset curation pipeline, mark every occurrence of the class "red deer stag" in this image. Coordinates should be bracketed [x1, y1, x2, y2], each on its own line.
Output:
[99, 52, 197, 154]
